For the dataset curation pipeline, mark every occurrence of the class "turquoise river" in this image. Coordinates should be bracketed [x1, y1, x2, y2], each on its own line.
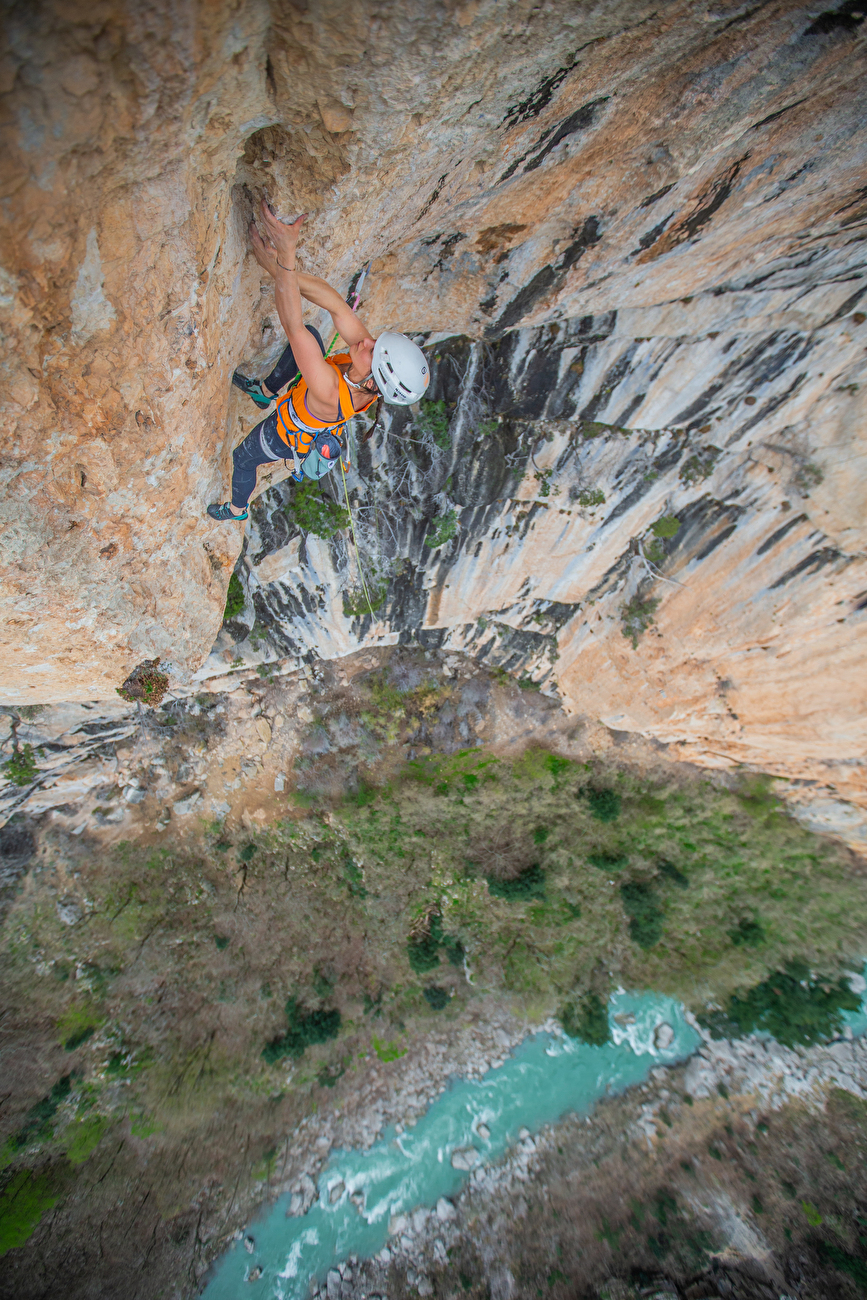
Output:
[203, 982, 867, 1299]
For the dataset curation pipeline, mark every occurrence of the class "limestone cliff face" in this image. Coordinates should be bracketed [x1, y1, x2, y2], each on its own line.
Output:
[1, 1, 865, 798]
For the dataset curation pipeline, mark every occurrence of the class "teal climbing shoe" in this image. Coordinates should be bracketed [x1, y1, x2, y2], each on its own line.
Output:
[207, 502, 248, 522]
[232, 371, 273, 409]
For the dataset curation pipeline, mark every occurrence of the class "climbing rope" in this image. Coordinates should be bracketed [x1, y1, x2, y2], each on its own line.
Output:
[339, 456, 375, 620]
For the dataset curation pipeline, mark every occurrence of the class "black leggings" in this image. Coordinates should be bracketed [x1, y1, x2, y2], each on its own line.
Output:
[230, 326, 326, 508]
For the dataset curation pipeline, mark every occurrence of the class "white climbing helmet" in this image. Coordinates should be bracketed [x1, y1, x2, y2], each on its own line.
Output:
[371, 332, 430, 405]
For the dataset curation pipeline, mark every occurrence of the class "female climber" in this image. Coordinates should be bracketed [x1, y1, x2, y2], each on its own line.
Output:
[207, 199, 429, 521]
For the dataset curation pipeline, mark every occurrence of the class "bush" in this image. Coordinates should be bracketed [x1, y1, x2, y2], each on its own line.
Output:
[426, 508, 457, 550]
[116, 658, 169, 706]
[621, 595, 660, 648]
[559, 992, 610, 1046]
[588, 851, 627, 872]
[418, 398, 451, 450]
[487, 863, 545, 901]
[586, 788, 621, 822]
[408, 914, 443, 973]
[620, 881, 665, 949]
[0, 1171, 60, 1255]
[343, 582, 387, 618]
[658, 860, 689, 889]
[649, 515, 681, 539]
[409, 913, 465, 972]
[223, 573, 245, 621]
[699, 962, 861, 1047]
[443, 935, 465, 966]
[261, 996, 341, 1063]
[729, 916, 765, 947]
[423, 986, 449, 1010]
[577, 488, 606, 508]
[287, 481, 350, 540]
[10, 1075, 72, 1151]
[3, 744, 39, 787]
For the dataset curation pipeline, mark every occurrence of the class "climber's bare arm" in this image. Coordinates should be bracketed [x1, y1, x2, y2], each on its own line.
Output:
[294, 271, 372, 348]
[250, 203, 340, 406]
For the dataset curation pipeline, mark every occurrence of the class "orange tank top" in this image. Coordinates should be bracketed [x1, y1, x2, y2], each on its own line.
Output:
[274, 354, 376, 464]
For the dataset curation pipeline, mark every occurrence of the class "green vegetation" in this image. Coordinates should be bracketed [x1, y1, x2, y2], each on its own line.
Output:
[426, 508, 458, 549]
[65, 1115, 109, 1166]
[649, 515, 681, 539]
[3, 743, 39, 786]
[621, 594, 660, 648]
[588, 851, 627, 872]
[423, 986, 449, 1010]
[487, 863, 545, 901]
[0, 1170, 60, 1255]
[343, 582, 388, 618]
[794, 461, 824, 493]
[9, 1076, 71, 1151]
[620, 881, 665, 949]
[116, 658, 169, 706]
[658, 859, 689, 889]
[223, 573, 245, 622]
[817, 1239, 867, 1288]
[408, 912, 463, 972]
[262, 997, 341, 1064]
[559, 992, 610, 1046]
[680, 446, 720, 486]
[699, 962, 860, 1047]
[2, 716, 867, 1235]
[577, 488, 606, 508]
[729, 916, 765, 947]
[287, 481, 350, 540]
[372, 1036, 406, 1063]
[585, 788, 621, 822]
[418, 398, 451, 450]
[58, 1006, 102, 1051]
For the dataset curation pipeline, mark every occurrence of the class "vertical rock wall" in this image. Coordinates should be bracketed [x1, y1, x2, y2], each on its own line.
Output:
[1, 0, 865, 802]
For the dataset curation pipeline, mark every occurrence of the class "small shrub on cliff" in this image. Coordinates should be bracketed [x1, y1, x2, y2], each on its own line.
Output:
[3, 744, 39, 787]
[588, 851, 627, 872]
[577, 488, 606, 508]
[423, 985, 449, 1010]
[621, 595, 660, 648]
[343, 582, 388, 618]
[621, 880, 665, 949]
[116, 658, 169, 707]
[426, 508, 457, 550]
[559, 992, 610, 1046]
[586, 788, 621, 822]
[680, 446, 720, 486]
[417, 398, 451, 450]
[223, 573, 245, 622]
[408, 913, 443, 973]
[287, 481, 350, 540]
[262, 996, 341, 1063]
[729, 916, 765, 947]
[487, 863, 545, 902]
[649, 515, 681, 539]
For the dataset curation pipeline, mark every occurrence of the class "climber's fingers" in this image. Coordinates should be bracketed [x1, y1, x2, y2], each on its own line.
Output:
[249, 221, 279, 273]
[259, 199, 307, 253]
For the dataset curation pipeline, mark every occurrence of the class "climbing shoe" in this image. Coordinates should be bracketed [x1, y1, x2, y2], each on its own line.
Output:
[207, 502, 248, 522]
[232, 371, 273, 409]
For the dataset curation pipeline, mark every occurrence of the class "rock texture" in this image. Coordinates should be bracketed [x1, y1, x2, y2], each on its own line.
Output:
[1, 1, 865, 804]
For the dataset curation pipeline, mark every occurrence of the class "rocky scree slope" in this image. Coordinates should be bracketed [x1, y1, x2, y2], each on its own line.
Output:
[0, 0, 864, 810]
